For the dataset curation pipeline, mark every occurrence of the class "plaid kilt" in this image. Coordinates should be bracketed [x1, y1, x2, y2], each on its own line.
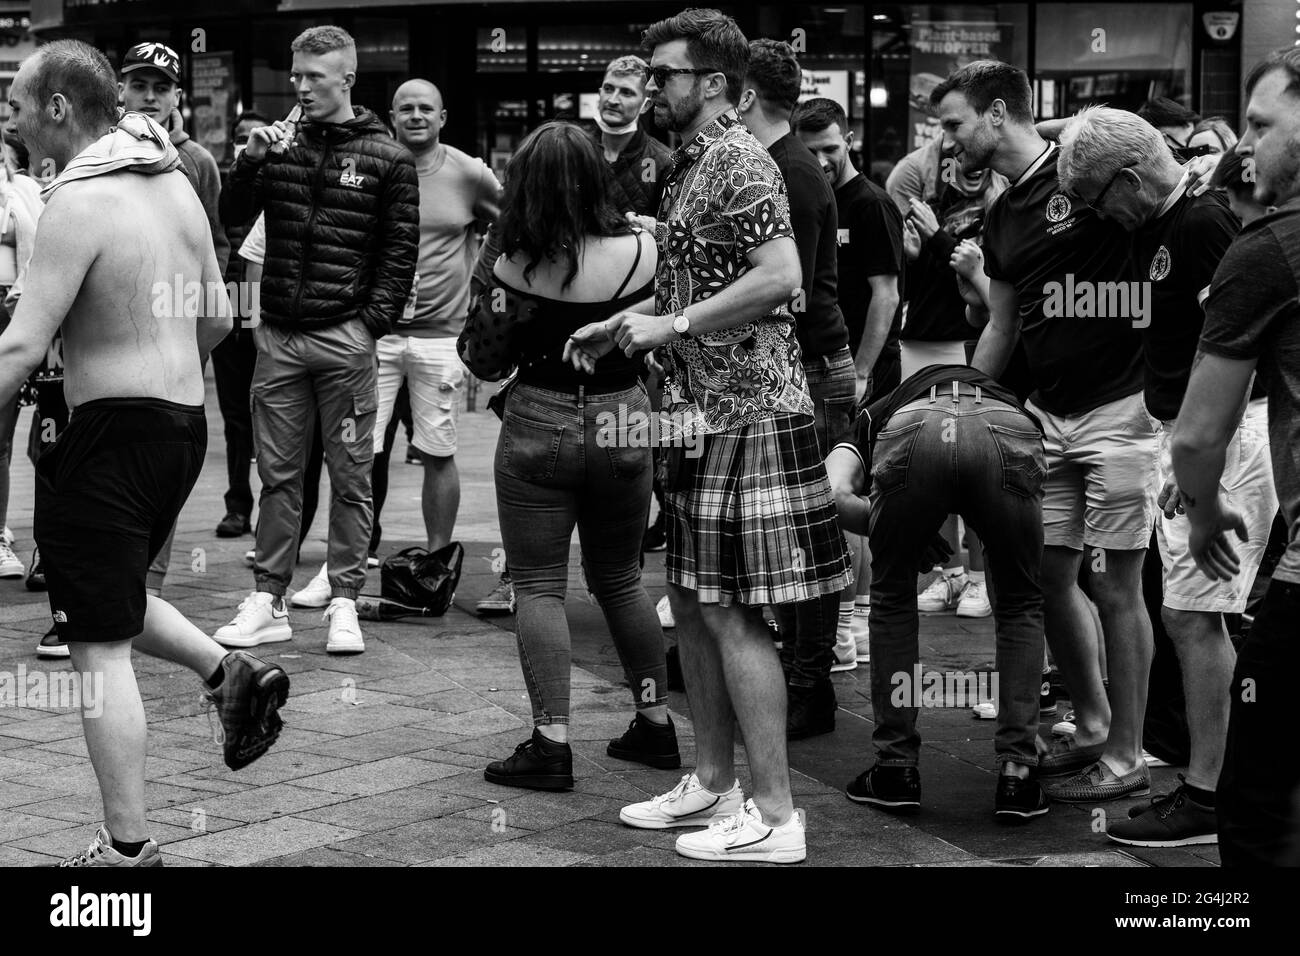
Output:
[664, 413, 852, 606]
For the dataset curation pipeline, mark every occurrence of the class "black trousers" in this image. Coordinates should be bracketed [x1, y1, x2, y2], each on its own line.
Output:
[211, 327, 256, 517]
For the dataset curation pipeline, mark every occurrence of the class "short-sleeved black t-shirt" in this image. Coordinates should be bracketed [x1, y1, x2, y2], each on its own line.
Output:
[834, 173, 904, 357]
[1199, 198, 1300, 585]
[767, 132, 849, 359]
[982, 143, 1143, 416]
[901, 174, 993, 343]
[1131, 183, 1253, 421]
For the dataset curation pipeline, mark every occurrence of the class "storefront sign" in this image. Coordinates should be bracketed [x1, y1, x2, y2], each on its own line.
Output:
[908, 20, 1014, 151]
[190, 51, 237, 167]
[799, 70, 848, 111]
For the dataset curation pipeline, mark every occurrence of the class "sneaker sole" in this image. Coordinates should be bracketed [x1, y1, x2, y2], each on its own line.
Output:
[845, 790, 921, 813]
[0, 569, 24, 579]
[36, 645, 71, 659]
[995, 805, 1051, 821]
[955, 606, 992, 618]
[1106, 831, 1218, 848]
[215, 624, 293, 648]
[225, 666, 290, 770]
[829, 661, 858, 673]
[325, 642, 365, 655]
[482, 769, 572, 791]
[619, 808, 738, 829]
[675, 844, 806, 863]
[289, 593, 331, 609]
[605, 744, 682, 770]
[476, 604, 516, 615]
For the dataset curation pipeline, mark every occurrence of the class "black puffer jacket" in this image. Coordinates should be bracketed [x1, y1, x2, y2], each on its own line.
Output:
[219, 107, 418, 337]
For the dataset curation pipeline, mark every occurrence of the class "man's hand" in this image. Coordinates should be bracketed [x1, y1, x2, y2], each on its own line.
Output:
[564, 321, 616, 375]
[1188, 499, 1249, 580]
[1157, 477, 1185, 519]
[243, 120, 295, 162]
[903, 218, 921, 261]
[908, 199, 940, 240]
[950, 239, 983, 280]
[609, 311, 674, 356]
[625, 211, 657, 233]
[1186, 153, 1219, 197]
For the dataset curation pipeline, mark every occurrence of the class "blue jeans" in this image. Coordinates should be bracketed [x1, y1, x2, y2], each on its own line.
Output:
[867, 384, 1046, 768]
[495, 382, 666, 726]
[777, 346, 858, 685]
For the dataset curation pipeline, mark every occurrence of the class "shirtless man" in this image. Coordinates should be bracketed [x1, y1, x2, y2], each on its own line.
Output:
[0, 40, 290, 868]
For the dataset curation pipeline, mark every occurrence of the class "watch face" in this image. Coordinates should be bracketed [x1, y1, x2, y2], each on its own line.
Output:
[673, 314, 689, 333]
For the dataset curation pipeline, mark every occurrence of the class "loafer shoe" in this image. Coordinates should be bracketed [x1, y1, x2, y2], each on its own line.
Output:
[1046, 759, 1151, 803]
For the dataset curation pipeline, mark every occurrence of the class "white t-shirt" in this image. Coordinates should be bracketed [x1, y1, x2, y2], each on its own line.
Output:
[238, 213, 266, 266]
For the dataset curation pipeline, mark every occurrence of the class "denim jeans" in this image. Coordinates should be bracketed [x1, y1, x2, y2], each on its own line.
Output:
[495, 382, 667, 726]
[777, 346, 858, 684]
[803, 345, 857, 457]
[1218, 579, 1300, 866]
[867, 384, 1046, 768]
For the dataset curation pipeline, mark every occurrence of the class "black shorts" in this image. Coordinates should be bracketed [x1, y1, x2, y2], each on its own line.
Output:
[34, 397, 206, 643]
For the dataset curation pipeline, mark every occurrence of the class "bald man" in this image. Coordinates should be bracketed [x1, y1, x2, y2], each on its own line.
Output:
[367, 80, 501, 558]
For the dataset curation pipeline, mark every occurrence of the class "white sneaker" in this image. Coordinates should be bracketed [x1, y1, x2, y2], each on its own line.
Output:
[290, 564, 331, 608]
[324, 597, 365, 654]
[214, 592, 292, 648]
[831, 613, 858, 672]
[972, 701, 997, 720]
[674, 799, 806, 863]
[620, 772, 743, 829]
[852, 606, 870, 662]
[917, 569, 968, 613]
[956, 580, 992, 618]
[0, 541, 23, 579]
[1052, 710, 1077, 736]
[656, 594, 675, 629]
[1, 526, 13, 546]
[244, 549, 255, 568]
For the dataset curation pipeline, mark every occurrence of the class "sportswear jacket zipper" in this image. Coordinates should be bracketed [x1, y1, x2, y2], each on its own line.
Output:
[293, 135, 335, 323]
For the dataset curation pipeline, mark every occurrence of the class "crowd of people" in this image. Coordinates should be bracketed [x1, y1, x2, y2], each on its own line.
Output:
[0, 6, 1296, 868]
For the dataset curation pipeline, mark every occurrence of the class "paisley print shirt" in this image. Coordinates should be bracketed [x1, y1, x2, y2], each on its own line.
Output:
[653, 110, 813, 436]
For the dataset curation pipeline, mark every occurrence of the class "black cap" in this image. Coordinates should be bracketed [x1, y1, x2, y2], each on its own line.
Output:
[121, 42, 182, 85]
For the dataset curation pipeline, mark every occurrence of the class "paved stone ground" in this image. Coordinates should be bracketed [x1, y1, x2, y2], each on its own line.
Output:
[0, 371, 1218, 866]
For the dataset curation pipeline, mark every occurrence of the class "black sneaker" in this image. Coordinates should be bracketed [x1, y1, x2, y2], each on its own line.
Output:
[995, 772, 1051, 821]
[642, 512, 667, 552]
[484, 729, 574, 791]
[607, 713, 681, 769]
[665, 645, 685, 692]
[1039, 671, 1057, 716]
[1106, 776, 1217, 847]
[36, 626, 69, 659]
[787, 679, 837, 740]
[202, 651, 290, 770]
[846, 764, 921, 812]
[215, 512, 251, 538]
[405, 448, 422, 465]
[26, 548, 46, 591]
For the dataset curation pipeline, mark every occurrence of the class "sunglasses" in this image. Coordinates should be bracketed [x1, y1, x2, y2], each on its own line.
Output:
[646, 66, 716, 88]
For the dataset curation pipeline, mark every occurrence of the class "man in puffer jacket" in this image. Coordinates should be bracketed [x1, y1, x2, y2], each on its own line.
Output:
[216, 25, 418, 656]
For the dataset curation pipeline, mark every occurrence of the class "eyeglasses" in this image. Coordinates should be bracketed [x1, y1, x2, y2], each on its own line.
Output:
[1080, 163, 1136, 210]
[646, 66, 715, 88]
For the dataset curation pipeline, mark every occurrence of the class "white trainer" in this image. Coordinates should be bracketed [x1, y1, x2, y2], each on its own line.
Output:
[917, 569, 968, 613]
[852, 606, 870, 662]
[674, 799, 806, 863]
[214, 592, 292, 648]
[324, 597, 365, 654]
[972, 701, 997, 720]
[620, 772, 743, 829]
[243, 549, 255, 568]
[1, 525, 13, 546]
[0, 541, 23, 579]
[656, 594, 675, 629]
[956, 580, 992, 618]
[831, 613, 858, 672]
[290, 564, 331, 608]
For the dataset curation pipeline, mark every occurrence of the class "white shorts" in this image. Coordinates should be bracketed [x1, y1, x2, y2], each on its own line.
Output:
[1156, 399, 1276, 614]
[373, 334, 467, 457]
[1029, 390, 1159, 552]
[900, 339, 971, 380]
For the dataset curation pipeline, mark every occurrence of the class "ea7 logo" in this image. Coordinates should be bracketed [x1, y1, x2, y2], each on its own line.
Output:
[340, 171, 366, 189]
[50, 886, 152, 936]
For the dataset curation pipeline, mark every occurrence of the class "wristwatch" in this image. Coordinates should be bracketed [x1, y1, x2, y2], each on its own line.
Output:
[671, 309, 692, 340]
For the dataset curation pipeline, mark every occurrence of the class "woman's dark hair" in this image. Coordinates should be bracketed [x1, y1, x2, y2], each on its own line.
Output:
[497, 121, 627, 289]
[3, 132, 29, 172]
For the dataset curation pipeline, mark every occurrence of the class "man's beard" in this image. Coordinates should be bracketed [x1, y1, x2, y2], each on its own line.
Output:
[656, 85, 703, 133]
[1255, 137, 1300, 207]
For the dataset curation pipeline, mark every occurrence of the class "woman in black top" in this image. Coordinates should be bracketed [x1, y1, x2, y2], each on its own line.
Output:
[459, 122, 677, 791]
